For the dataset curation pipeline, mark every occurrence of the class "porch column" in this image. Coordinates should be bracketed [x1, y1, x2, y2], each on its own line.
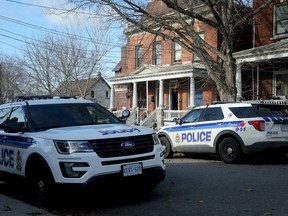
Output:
[109, 84, 115, 110]
[236, 63, 243, 100]
[156, 79, 165, 129]
[146, 81, 149, 110]
[189, 75, 195, 107]
[256, 66, 260, 100]
[132, 82, 138, 108]
[159, 79, 164, 108]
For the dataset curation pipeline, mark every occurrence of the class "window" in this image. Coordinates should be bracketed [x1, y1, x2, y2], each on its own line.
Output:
[202, 108, 224, 121]
[194, 33, 205, 61]
[106, 91, 109, 98]
[91, 91, 95, 98]
[274, 4, 288, 36]
[153, 42, 162, 65]
[0, 107, 11, 129]
[182, 109, 202, 123]
[136, 45, 144, 68]
[173, 42, 182, 63]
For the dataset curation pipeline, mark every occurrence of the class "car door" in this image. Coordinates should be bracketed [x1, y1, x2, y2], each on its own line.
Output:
[168, 108, 203, 153]
[172, 107, 224, 153]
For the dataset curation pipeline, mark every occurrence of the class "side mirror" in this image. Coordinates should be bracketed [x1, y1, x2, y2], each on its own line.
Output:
[4, 122, 28, 133]
[121, 110, 131, 118]
[119, 110, 131, 124]
[174, 118, 182, 125]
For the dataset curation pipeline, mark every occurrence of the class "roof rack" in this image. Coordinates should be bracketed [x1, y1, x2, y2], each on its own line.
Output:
[14, 95, 75, 101]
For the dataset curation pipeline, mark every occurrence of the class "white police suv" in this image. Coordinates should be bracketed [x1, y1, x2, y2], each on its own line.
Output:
[158, 102, 288, 163]
[0, 96, 165, 204]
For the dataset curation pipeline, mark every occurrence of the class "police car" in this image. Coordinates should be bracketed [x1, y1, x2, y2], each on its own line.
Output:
[0, 96, 165, 204]
[157, 102, 288, 163]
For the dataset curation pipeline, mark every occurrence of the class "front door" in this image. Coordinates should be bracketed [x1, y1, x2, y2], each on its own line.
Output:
[171, 87, 178, 110]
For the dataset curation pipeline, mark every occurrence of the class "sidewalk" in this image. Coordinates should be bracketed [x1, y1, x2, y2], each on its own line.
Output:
[0, 194, 54, 216]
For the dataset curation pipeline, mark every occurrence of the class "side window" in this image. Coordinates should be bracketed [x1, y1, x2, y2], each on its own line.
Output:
[135, 45, 144, 68]
[202, 108, 224, 121]
[172, 42, 182, 63]
[182, 109, 203, 123]
[8, 107, 26, 124]
[274, 3, 288, 37]
[0, 108, 11, 129]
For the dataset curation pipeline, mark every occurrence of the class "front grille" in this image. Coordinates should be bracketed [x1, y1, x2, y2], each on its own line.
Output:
[90, 135, 154, 158]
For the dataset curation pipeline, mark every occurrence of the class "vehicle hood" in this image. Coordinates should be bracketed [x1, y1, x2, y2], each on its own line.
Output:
[33, 124, 154, 140]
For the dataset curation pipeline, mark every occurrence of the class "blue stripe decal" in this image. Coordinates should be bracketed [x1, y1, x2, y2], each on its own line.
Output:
[0, 135, 34, 149]
[263, 117, 288, 122]
[163, 121, 243, 132]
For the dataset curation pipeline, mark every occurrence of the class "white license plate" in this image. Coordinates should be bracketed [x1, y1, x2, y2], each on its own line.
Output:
[122, 163, 142, 177]
[281, 125, 288, 131]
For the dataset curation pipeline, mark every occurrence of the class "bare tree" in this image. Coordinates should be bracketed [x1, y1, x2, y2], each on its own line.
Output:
[21, 25, 116, 97]
[67, 0, 274, 101]
[0, 53, 28, 103]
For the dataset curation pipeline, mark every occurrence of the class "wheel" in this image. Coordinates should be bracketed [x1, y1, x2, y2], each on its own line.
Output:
[160, 136, 173, 158]
[25, 160, 55, 206]
[218, 137, 241, 164]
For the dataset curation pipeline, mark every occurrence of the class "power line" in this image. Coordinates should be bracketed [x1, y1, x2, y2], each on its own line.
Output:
[6, 0, 93, 15]
[0, 15, 124, 47]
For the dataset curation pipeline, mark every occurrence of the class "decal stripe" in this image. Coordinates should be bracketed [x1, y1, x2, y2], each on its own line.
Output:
[0, 135, 33, 149]
[164, 121, 243, 132]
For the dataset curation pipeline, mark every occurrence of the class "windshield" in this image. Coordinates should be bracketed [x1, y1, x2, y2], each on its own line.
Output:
[28, 103, 121, 131]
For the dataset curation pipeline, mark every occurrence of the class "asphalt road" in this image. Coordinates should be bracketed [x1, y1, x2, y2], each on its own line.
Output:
[1, 154, 288, 216]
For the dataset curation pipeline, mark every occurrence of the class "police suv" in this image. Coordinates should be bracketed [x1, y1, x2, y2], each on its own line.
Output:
[158, 102, 288, 163]
[0, 96, 165, 203]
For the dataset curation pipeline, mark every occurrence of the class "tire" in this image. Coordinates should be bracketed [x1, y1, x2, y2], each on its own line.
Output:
[218, 137, 241, 164]
[25, 160, 55, 206]
[160, 136, 173, 158]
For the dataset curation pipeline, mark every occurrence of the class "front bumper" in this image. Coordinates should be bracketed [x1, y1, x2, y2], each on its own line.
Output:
[54, 166, 166, 192]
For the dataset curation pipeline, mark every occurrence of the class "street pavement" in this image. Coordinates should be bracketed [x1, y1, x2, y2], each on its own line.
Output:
[0, 194, 53, 216]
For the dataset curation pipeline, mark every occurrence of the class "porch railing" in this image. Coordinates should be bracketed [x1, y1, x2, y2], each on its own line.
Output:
[163, 110, 189, 126]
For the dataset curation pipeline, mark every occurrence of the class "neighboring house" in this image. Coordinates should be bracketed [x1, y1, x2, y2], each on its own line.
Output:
[55, 73, 111, 108]
[108, 0, 251, 127]
[234, 0, 288, 101]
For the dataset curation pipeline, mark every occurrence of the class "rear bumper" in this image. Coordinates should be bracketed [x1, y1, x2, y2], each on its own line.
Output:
[243, 141, 288, 154]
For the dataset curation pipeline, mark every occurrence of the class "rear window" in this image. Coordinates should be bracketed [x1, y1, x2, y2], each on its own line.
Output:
[229, 105, 288, 118]
[252, 105, 288, 117]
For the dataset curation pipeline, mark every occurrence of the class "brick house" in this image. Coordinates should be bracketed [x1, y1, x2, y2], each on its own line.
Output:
[109, 1, 217, 113]
[108, 0, 251, 127]
[234, 0, 288, 101]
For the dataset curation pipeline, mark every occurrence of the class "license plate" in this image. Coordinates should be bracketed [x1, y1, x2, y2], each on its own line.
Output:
[122, 163, 142, 177]
[281, 125, 288, 131]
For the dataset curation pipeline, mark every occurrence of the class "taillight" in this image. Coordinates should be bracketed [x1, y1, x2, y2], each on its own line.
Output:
[248, 120, 265, 131]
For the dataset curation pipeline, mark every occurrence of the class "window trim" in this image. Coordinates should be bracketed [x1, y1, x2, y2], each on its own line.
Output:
[273, 3, 288, 39]
[172, 42, 182, 63]
[135, 45, 144, 68]
[153, 42, 162, 65]
[194, 32, 205, 62]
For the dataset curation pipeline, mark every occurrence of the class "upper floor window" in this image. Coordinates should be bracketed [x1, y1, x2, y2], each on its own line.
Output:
[194, 32, 205, 61]
[274, 3, 288, 36]
[153, 42, 162, 65]
[172, 42, 182, 63]
[91, 90, 95, 98]
[135, 45, 144, 68]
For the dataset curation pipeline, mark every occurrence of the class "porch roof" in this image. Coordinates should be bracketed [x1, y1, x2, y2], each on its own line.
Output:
[108, 62, 206, 85]
[233, 39, 288, 64]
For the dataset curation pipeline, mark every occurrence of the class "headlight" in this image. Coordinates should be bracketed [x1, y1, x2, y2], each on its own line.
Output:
[54, 140, 94, 154]
[152, 133, 161, 145]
